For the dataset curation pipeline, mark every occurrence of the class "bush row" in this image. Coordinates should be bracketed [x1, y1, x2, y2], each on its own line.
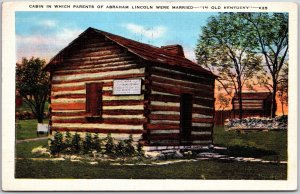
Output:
[49, 131, 144, 157]
[16, 111, 49, 120]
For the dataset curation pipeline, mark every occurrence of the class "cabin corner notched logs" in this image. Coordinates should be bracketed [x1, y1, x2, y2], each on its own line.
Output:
[44, 27, 216, 147]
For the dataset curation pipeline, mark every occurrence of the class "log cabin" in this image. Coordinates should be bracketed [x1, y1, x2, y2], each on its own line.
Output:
[44, 27, 216, 151]
[232, 92, 274, 118]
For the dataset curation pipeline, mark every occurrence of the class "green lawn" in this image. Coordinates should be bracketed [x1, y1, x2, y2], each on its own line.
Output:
[15, 157, 286, 179]
[15, 124, 287, 179]
[16, 102, 32, 112]
[16, 101, 49, 112]
[213, 126, 287, 161]
[15, 101, 49, 140]
[16, 119, 48, 140]
[16, 139, 49, 158]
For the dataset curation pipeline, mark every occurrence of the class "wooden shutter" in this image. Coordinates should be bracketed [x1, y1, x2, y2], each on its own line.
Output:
[86, 83, 102, 116]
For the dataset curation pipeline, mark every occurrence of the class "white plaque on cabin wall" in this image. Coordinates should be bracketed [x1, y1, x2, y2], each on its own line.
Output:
[113, 79, 141, 95]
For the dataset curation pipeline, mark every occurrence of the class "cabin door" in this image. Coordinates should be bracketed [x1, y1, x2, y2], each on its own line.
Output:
[180, 94, 193, 143]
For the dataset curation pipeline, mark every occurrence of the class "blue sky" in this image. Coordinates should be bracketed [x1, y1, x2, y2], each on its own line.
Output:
[16, 12, 216, 62]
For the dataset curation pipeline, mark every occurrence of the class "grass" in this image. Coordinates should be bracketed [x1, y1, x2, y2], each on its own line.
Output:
[16, 119, 48, 140]
[15, 158, 286, 179]
[213, 126, 287, 161]
[16, 139, 49, 158]
[15, 123, 288, 179]
[16, 101, 49, 112]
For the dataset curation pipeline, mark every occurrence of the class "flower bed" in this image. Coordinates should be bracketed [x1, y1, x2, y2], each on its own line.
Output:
[225, 115, 287, 132]
[16, 111, 49, 120]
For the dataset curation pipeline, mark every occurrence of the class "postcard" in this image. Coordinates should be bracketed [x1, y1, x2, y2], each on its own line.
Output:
[2, 1, 298, 191]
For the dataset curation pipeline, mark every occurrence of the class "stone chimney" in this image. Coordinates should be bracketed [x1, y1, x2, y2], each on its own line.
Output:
[161, 45, 185, 57]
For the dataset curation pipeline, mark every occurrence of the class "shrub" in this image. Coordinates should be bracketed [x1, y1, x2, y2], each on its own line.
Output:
[136, 142, 144, 157]
[63, 131, 72, 153]
[116, 140, 127, 156]
[15, 111, 50, 120]
[49, 131, 64, 156]
[83, 133, 92, 154]
[124, 135, 135, 156]
[114, 135, 136, 157]
[105, 133, 115, 155]
[92, 133, 102, 152]
[71, 132, 81, 153]
[48, 132, 142, 158]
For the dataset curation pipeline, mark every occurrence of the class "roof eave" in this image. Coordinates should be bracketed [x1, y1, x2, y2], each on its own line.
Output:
[43, 27, 96, 71]
[43, 27, 219, 77]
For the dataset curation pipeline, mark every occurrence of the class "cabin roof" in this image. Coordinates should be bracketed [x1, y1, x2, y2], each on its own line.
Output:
[44, 27, 215, 77]
[233, 92, 272, 100]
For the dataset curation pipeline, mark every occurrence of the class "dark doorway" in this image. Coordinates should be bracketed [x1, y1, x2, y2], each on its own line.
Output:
[180, 93, 193, 143]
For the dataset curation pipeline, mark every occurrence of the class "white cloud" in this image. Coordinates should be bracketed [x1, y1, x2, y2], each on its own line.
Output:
[17, 27, 83, 62]
[122, 23, 167, 39]
[39, 20, 57, 28]
[183, 46, 196, 62]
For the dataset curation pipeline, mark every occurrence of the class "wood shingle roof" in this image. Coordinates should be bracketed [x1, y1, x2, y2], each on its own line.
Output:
[45, 27, 215, 77]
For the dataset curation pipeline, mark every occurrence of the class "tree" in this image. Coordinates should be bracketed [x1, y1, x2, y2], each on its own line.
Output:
[277, 65, 288, 115]
[16, 57, 50, 123]
[217, 93, 230, 111]
[195, 13, 262, 119]
[242, 13, 288, 117]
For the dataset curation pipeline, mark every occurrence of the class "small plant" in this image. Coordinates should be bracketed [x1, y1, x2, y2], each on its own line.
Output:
[124, 135, 135, 156]
[49, 131, 64, 156]
[105, 133, 115, 155]
[92, 133, 102, 152]
[63, 131, 73, 153]
[116, 140, 126, 156]
[71, 132, 81, 153]
[136, 142, 144, 157]
[83, 133, 92, 154]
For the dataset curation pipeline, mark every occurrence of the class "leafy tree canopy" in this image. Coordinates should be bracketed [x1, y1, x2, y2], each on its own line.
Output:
[242, 12, 288, 117]
[16, 57, 50, 123]
[196, 13, 263, 119]
[196, 12, 288, 118]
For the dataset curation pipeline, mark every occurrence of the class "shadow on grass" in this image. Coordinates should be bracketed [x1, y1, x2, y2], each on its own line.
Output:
[217, 145, 278, 159]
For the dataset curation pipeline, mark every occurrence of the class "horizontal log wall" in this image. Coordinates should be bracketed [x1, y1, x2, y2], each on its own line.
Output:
[50, 34, 145, 140]
[233, 99, 263, 109]
[147, 65, 215, 146]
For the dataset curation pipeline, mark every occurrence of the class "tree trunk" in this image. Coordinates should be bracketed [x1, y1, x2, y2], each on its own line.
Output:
[37, 113, 44, 123]
[271, 78, 277, 118]
[35, 104, 44, 123]
[238, 90, 243, 119]
[281, 100, 285, 116]
[221, 109, 223, 126]
[237, 79, 243, 120]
